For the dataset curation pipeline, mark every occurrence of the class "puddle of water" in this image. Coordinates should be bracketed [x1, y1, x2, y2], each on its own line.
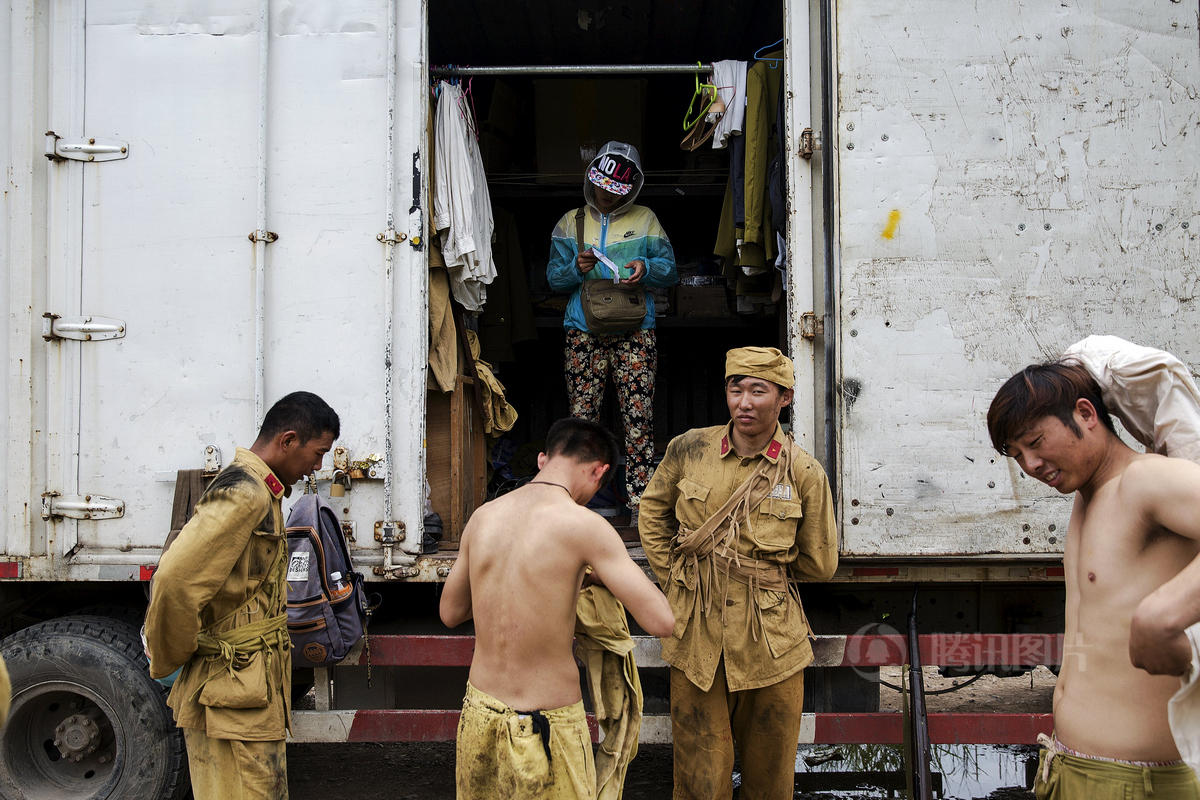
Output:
[790, 744, 1037, 799]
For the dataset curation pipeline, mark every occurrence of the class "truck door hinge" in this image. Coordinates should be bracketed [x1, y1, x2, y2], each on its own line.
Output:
[44, 131, 129, 163]
[41, 492, 125, 521]
[42, 313, 126, 342]
[800, 311, 825, 340]
[799, 128, 818, 160]
[376, 230, 408, 244]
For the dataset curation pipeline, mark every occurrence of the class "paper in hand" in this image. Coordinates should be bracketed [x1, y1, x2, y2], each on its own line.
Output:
[591, 249, 622, 283]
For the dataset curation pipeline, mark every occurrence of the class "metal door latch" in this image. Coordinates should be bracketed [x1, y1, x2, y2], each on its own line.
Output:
[41, 492, 125, 521]
[374, 520, 406, 543]
[45, 131, 129, 163]
[799, 128, 818, 160]
[42, 313, 126, 342]
[800, 311, 825, 340]
[204, 445, 223, 474]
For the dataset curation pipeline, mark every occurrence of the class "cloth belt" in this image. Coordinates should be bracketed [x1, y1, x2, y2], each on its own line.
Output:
[1037, 732, 1183, 792]
[190, 534, 288, 703]
[514, 709, 553, 764]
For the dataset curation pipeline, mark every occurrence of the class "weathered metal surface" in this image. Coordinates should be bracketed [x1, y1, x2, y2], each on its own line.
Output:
[836, 0, 1200, 556]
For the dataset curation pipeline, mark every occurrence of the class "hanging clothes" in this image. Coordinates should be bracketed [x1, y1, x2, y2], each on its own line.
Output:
[427, 242, 459, 393]
[714, 51, 784, 281]
[709, 60, 748, 150]
[575, 584, 644, 800]
[433, 81, 496, 312]
[463, 330, 518, 435]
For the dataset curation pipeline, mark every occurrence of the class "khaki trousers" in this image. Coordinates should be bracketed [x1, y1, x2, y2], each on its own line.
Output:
[456, 681, 596, 800]
[669, 660, 804, 800]
[1035, 747, 1200, 799]
[182, 727, 288, 800]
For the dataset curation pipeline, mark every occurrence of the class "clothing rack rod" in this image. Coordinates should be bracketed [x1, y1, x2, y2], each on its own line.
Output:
[430, 63, 712, 77]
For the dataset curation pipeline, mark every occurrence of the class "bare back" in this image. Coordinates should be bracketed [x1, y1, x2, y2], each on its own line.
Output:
[461, 486, 599, 710]
[1056, 453, 1200, 761]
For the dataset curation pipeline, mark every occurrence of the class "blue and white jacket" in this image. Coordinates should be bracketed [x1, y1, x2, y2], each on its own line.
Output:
[547, 204, 677, 332]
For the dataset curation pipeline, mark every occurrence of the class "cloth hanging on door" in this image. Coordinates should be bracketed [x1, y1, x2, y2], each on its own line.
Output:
[433, 81, 496, 312]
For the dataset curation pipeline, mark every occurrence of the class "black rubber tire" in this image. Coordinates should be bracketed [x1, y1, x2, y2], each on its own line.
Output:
[0, 615, 189, 800]
[69, 604, 147, 630]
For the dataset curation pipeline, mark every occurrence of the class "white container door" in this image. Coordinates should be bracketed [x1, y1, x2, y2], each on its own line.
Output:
[834, 1, 1200, 557]
[45, 0, 428, 562]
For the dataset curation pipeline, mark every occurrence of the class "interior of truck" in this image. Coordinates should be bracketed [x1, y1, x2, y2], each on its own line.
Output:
[425, 0, 791, 544]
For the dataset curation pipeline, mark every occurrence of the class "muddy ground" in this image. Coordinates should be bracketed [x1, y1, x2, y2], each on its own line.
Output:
[288, 668, 1053, 799]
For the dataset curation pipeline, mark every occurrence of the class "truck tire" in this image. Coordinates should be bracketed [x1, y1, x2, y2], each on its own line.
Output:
[0, 615, 188, 800]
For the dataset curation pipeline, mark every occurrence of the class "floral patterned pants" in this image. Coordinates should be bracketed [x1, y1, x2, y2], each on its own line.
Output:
[563, 328, 656, 506]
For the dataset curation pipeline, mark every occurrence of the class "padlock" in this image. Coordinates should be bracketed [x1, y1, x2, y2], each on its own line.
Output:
[330, 470, 350, 498]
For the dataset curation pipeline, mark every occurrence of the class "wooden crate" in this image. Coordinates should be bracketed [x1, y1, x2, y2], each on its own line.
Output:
[426, 376, 487, 548]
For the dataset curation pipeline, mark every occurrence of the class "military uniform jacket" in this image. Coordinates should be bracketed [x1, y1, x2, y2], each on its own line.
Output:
[639, 423, 838, 692]
[145, 448, 291, 741]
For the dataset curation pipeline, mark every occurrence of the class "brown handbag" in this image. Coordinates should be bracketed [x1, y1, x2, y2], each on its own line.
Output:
[575, 209, 647, 335]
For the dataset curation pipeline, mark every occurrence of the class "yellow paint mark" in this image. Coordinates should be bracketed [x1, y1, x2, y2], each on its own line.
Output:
[881, 209, 902, 240]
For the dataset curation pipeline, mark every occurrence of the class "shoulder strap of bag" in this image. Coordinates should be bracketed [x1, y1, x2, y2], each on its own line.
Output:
[575, 208, 586, 250]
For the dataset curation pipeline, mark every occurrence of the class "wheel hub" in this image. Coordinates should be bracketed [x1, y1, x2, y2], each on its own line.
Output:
[53, 712, 101, 763]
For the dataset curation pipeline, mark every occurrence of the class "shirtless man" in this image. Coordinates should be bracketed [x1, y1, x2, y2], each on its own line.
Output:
[988, 361, 1200, 798]
[440, 417, 674, 800]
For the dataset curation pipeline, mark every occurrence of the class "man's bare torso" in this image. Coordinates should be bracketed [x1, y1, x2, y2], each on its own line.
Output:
[463, 487, 591, 710]
[1057, 454, 1200, 761]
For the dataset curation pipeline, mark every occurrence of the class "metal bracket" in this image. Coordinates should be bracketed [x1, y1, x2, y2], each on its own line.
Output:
[204, 445, 223, 474]
[41, 492, 125, 521]
[247, 230, 278, 243]
[42, 313, 126, 342]
[800, 311, 825, 340]
[374, 520, 406, 543]
[377, 230, 407, 244]
[44, 131, 129, 163]
[332, 446, 349, 472]
[799, 128, 817, 160]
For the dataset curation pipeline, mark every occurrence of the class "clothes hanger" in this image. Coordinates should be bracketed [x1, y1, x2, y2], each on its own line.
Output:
[682, 62, 718, 131]
[753, 38, 784, 68]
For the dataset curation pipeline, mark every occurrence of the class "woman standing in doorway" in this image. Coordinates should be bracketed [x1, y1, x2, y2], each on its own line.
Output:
[546, 141, 678, 524]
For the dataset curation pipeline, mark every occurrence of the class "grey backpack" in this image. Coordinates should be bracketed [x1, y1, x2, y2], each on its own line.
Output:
[285, 493, 370, 667]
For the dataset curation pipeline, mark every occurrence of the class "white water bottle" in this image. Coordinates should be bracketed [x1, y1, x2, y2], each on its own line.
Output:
[329, 571, 351, 600]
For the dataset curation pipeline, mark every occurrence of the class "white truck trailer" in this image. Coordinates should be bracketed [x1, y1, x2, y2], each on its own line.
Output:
[2, 0, 1197, 797]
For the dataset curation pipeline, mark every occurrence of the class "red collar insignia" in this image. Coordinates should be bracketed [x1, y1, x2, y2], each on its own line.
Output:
[720, 436, 730, 456]
[264, 473, 284, 495]
[766, 440, 783, 459]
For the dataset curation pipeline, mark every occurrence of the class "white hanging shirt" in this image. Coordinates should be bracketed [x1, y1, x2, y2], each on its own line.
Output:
[433, 81, 496, 311]
[709, 60, 748, 150]
[1064, 335, 1200, 462]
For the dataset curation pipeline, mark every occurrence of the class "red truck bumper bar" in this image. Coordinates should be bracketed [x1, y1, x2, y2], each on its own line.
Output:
[289, 633, 1060, 744]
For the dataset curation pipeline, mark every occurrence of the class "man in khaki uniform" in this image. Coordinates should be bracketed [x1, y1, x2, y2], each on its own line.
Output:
[639, 347, 838, 800]
[145, 391, 339, 800]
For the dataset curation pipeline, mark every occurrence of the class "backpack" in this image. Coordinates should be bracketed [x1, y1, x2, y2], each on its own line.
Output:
[285, 493, 370, 667]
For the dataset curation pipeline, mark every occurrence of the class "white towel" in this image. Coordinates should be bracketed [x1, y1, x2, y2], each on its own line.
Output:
[1168, 622, 1200, 781]
[709, 60, 747, 150]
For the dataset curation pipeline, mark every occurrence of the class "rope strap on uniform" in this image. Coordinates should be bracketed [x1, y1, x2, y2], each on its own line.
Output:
[671, 442, 805, 641]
